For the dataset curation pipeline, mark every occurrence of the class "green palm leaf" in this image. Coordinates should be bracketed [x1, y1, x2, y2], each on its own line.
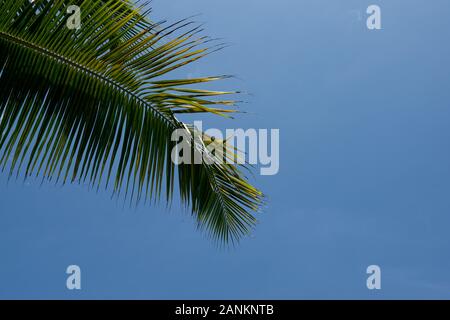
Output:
[0, 0, 263, 243]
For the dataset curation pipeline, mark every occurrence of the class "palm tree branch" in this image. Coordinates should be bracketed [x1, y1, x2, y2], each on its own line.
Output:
[0, 0, 263, 243]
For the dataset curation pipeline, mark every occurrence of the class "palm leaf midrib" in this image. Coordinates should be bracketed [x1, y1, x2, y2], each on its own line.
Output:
[0, 30, 177, 127]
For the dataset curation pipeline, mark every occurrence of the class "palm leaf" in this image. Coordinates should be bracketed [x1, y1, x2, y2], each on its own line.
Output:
[0, 0, 263, 244]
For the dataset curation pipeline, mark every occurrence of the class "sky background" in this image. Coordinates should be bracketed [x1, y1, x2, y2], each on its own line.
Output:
[1, 0, 450, 299]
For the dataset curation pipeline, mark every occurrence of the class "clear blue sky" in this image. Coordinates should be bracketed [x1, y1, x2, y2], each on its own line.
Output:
[1, 0, 450, 299]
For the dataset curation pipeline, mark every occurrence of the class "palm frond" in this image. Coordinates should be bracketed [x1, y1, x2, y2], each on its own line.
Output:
[0, 0, 263, 244]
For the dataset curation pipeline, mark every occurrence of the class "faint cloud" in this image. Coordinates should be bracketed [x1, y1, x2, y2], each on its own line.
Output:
[348, 9, 363, 22]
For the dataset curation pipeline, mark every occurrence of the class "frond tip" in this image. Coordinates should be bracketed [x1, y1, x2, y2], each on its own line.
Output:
[0, 0, 263, 243]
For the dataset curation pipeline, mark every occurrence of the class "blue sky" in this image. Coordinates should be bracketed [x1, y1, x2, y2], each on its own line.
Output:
[1, 0, 450, 299]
